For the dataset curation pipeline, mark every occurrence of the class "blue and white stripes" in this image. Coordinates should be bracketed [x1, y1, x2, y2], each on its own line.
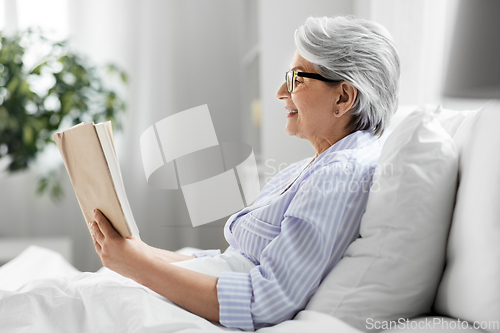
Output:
[216, 130, 381, 330]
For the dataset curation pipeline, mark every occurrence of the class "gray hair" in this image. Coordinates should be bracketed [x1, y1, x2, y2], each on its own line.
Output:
[295, 16, 400, 136]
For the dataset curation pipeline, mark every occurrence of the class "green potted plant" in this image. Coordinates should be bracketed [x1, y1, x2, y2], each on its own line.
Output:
[0, 29, 127, 200]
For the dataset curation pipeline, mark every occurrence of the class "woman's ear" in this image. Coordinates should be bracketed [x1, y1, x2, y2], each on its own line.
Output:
[335, 82, 358, 117]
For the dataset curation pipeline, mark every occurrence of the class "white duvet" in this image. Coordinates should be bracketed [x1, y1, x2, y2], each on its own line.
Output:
[0, 246, 361, 333]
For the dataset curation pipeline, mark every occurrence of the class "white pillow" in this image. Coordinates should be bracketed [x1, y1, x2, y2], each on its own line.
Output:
[379, 104, 475, 146]
[435, 106, 477, 138]
[434, 101, 500, 333]
[306, 105, 459, 331]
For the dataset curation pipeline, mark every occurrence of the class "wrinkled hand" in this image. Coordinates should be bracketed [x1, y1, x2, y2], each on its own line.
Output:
[90, 210, 220, 323]
[89, 209, 153, 279]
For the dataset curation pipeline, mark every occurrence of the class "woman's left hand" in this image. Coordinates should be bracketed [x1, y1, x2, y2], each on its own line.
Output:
[89, 209, 153, 280]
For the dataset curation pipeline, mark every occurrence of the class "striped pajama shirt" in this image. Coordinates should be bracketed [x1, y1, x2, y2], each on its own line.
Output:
[201, 130, 380, 330]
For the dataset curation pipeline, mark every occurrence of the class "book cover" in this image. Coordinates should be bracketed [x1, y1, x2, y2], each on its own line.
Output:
[53, 122, 139, 238]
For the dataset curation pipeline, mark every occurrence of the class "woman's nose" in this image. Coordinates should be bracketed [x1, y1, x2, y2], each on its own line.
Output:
[276, 82, 290, 100]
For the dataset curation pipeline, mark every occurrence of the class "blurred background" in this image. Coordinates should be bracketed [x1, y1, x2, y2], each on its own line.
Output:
[0, 0, 489, 271]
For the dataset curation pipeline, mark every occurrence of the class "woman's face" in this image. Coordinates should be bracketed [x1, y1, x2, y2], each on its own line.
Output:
[276, 51, 348, 152]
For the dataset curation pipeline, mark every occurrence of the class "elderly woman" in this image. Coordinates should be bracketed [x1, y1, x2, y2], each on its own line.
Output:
[90, 16, 400, 330]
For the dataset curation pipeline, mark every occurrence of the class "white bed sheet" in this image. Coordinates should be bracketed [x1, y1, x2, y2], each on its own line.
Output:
[0, 246, 362, 333]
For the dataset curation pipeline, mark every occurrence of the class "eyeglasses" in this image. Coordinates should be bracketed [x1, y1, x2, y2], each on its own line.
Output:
[285, 70, 342, 93]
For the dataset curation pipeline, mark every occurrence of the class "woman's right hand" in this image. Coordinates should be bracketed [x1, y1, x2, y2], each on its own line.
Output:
[90, 209, 155, 280]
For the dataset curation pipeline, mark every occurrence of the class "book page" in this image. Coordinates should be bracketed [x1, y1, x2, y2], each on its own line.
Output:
[102, 121, 117, 157]
[95, 123, 140, 238]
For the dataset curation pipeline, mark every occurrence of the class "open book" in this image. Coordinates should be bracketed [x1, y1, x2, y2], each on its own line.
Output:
[53, 122, 139, 238]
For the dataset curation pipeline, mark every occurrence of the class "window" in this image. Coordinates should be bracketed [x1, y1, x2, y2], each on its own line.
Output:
[1, 0, 69, 39]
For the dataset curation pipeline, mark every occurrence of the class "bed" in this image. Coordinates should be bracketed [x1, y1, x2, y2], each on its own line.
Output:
[2, 103, 495, 333]
[0, 246, 362, 332]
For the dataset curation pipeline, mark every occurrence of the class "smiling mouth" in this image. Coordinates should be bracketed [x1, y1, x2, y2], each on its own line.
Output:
[287, 110, 298, 114]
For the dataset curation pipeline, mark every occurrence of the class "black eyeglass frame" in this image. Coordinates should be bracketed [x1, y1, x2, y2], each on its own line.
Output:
[285, 70, 343, 93]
